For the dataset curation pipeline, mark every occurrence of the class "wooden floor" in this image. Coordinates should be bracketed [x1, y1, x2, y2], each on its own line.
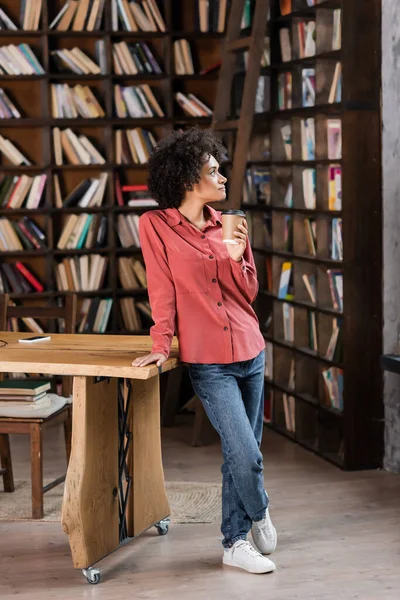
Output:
[1, 414, 400, 600]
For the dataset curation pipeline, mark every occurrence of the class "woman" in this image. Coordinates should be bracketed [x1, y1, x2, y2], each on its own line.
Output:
[132, 128, 277, 575]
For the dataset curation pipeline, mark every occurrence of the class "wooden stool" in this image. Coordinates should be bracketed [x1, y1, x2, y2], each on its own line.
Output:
[0, 294, 77, 518]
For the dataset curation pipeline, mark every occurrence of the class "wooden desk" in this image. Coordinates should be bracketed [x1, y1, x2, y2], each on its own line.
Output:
[0, 332, 179, 585]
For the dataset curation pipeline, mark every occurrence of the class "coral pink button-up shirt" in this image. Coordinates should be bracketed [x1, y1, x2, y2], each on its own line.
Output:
[138, 204, 265, 364]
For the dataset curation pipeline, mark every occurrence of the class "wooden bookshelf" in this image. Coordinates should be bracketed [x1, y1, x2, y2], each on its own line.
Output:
[0, 0, 225, 335]
[236, 0, 382, 470]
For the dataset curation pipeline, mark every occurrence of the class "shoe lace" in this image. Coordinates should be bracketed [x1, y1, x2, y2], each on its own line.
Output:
[234, 541, 262, 559]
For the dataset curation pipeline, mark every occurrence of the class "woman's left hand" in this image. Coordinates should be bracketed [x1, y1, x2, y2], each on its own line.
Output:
[226, 220, 248, 263]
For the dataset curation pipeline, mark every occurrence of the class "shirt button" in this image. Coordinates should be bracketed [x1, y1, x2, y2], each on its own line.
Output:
[209, 255, 214, 259]
[212, 278, 217, 283]
[224, 326, 228, 331]
[242, 265, 245, 271]
[217, 302, 222, 306]
[201, 235, 205, 239]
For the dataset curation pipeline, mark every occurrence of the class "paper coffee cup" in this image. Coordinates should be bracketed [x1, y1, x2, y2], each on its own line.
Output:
[221, 210, 246, 244]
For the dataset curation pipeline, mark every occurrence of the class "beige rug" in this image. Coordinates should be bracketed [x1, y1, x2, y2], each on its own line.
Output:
[0, 480, 222, 524]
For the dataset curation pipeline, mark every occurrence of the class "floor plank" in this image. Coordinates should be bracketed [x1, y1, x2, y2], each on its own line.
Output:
[1, 415, 399, 599]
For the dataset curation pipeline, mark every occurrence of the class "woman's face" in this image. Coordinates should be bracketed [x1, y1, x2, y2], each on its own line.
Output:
[193, 154, 227, 202]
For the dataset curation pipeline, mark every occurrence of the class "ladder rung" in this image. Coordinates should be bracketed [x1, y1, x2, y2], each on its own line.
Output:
[213, 119, 239, 131]
[226, 36, 252, 53]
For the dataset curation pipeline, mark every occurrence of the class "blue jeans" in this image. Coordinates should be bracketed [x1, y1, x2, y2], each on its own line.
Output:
[187, 350, 268, 548]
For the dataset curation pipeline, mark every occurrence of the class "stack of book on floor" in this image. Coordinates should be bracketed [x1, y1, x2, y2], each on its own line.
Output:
[0, 380, 52, 413]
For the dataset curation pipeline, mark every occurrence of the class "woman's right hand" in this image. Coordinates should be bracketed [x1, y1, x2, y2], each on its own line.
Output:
[132, 352, 167, 368]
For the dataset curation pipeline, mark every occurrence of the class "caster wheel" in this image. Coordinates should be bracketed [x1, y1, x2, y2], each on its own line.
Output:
[156, 523, 169, 536]
[82, 568, 101, 585]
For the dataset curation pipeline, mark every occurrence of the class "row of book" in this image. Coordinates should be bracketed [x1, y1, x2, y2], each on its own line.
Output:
[78, 297, 113, 333]
[0, 89, 21, 119]
[197, 0, 227, 33]
[50, 0, 106, 31]
[115, 176, 157, 207]
[176, 92, 212, 117]
[55, 254, 107, 291]
[51, 83, 105, 119]
[56, 173, 109, 210]
[112, 0, 165, 33]
[51, 45, 103, 76]
[118, 257, 147, 289]
[0, 217, 46, 252]
[277, 262, 343, 312]
[115, 127, 157, 164]
[117, 213, 140, 247]
[53, 127, 105, 165]
[277, 63, 341, 111]
[57, 213, 108, 250]
[0, 261, 44, 293]
[114, 83, 164, 118]
[0, 43, 44, 75]
[0, 175, 47, 209]
[113, 41, 162, 75]
[120, 297, 152, 331]
[0, 1, 42, 31]
[279, 10, 341, 63]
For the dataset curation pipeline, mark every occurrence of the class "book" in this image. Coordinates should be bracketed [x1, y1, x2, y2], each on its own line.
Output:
[0, 380, 51, 396]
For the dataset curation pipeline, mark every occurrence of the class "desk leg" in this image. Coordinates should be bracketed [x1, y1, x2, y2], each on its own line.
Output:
[61, 376, 119, 569]
[128, 375, 170, 537]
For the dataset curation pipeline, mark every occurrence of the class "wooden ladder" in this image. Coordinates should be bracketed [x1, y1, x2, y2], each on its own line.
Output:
[212, 0, 270, 210]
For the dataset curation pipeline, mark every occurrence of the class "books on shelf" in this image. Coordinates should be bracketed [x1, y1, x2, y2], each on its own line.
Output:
[332, 9, 341, 51]
[0, 135, 31, 165]
[0, 174, 46, 209]
[322, 366, 343, 411]
[280, 0, 291, 16]
[328, 165, 342, 210]
[55, 254, 107, 292]
[327, 119, 342, 160]
[51, 47, 101, 75]
[331, 218, 343, 260]
[51, 84, 105, 119]
[301, 118, 315, 160]
[115, 128, 157, 165]
[118, 257, 147, 290]
[112, 0, 166, 32]
[0, 262, 44, 293]
[113, 41, 163, 75]
[325, 318, 342, 362]
[278, 262, 293, 300]
[0, 43, 44, 75]
[117, 213, 140, 248]
[326, 269, 343, 312]
[302, 273, 317, 304]
[280, 124, 292, 160]
[115, 176, 158, 207]
[0, 216, 46, 251]
[57, 212, 107, 250]
[328, 63, 342, 104]
[53, 128, 106, 166]
[50, 0, 106, 31]
[78, 297, 113, 333]
[279, 28, 291, 62]
[282, 302, 294, 342]
[302, 168, 316, 209]
[197, 0, 227, 33]
[277, 72, 292, 110]
[175, 92, 212, 117]
[302, 68, 315, 107]
[173, 40, 194, 75]
[114, 84, 164, 118]
[0, 89, 21, 119]
[57, 173, 109, 210]
[298, 21, 316, 58]
[0, 7, 18, 30]
[308, 311, 318, 351]
[255, 75, 271, 113]
[253, 168, 271, 205]
[304, 218, 317, 256]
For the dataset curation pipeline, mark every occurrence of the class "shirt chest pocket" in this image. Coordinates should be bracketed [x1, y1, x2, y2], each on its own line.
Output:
[167, 251, 209, 294]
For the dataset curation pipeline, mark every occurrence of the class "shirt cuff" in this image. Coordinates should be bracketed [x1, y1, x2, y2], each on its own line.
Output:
[230, 256, 246, 272]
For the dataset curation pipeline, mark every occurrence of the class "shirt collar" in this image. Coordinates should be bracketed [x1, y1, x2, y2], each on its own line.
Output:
[165, 205, 222, 228]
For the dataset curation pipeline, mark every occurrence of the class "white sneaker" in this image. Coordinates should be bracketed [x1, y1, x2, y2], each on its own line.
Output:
[251, 507, 277, 555]
[223, 540, 276, 574]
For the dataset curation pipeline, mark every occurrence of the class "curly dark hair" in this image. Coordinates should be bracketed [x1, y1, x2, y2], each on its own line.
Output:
[147, 128, 225, 209]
